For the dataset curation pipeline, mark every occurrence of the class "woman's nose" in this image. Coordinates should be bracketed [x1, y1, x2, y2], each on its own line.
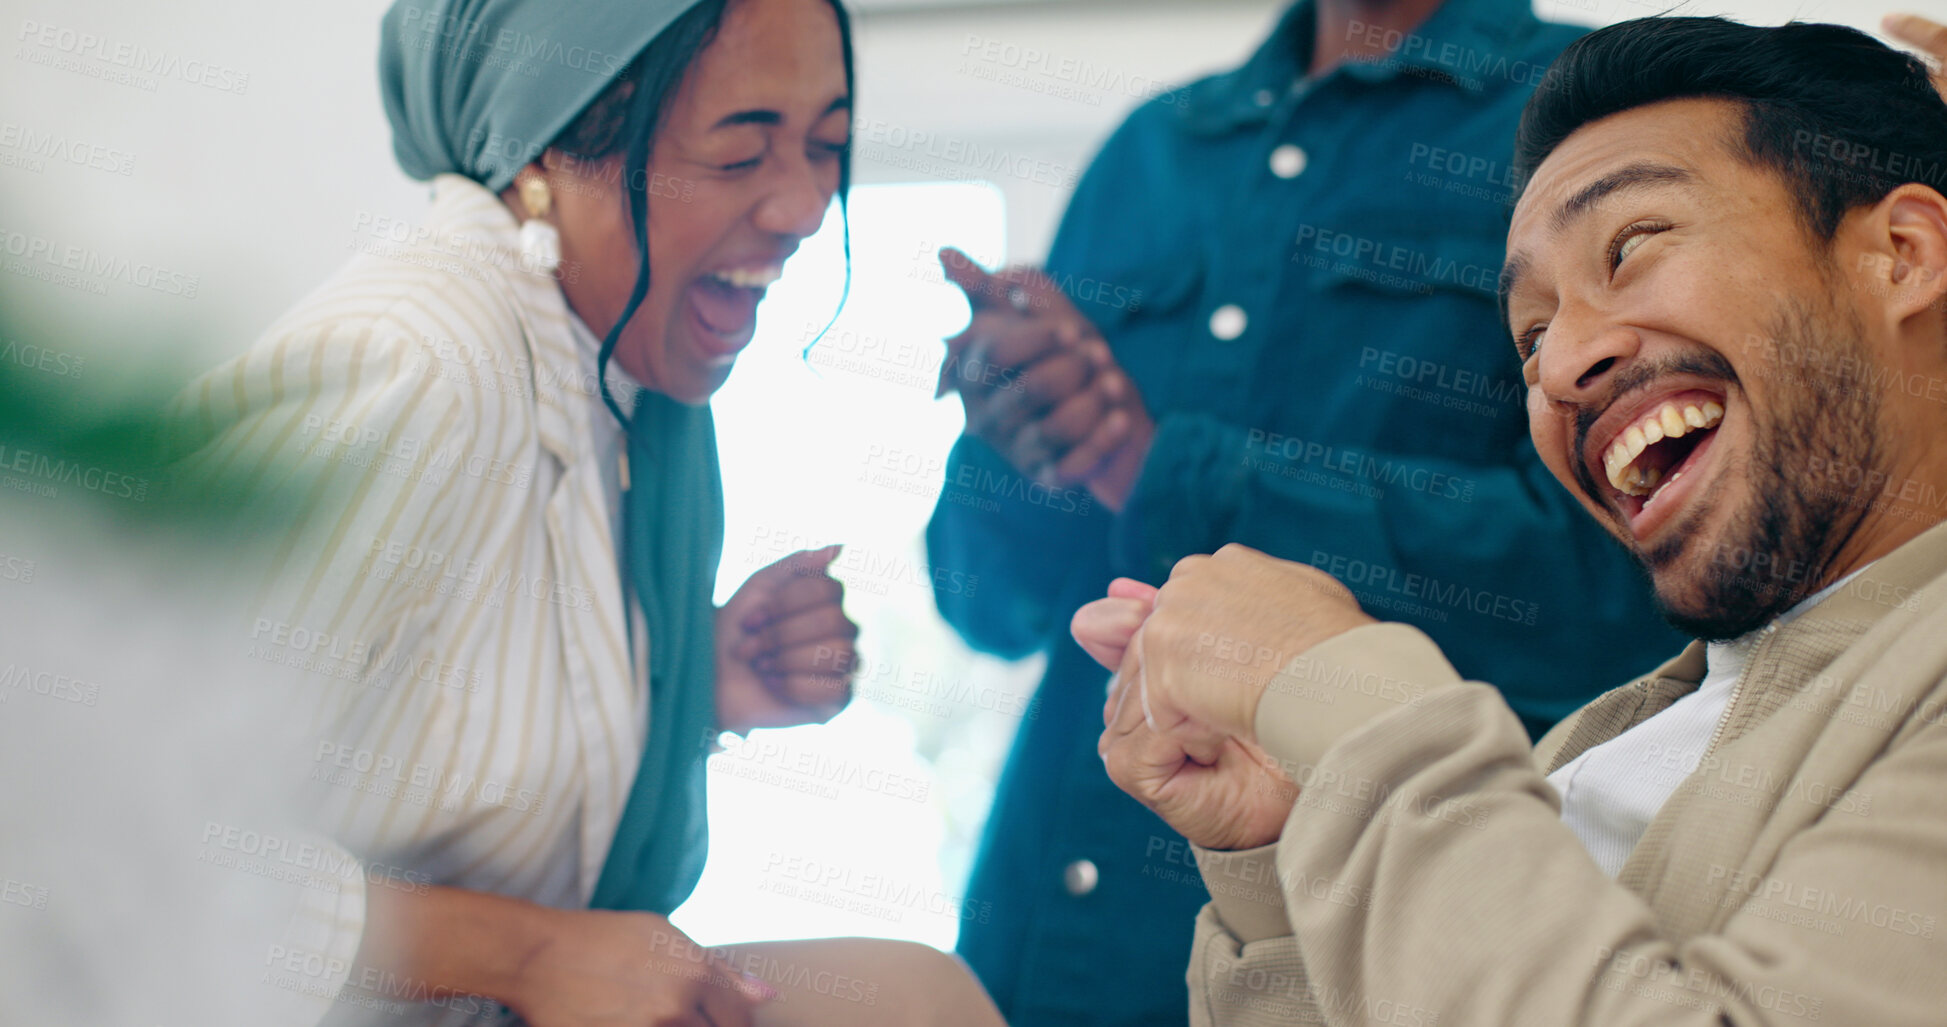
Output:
[754, 157, 834, 240]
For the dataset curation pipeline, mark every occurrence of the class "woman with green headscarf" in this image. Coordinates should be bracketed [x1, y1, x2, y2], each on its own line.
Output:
[173, 0, 1000, 1023]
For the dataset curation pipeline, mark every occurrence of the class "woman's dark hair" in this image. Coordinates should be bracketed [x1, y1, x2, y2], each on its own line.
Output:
[1513, 17, 1947, 243]
[551, 0, 856, 426]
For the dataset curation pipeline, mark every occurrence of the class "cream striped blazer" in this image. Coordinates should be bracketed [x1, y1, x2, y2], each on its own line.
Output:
[178, 175, 650, 1023]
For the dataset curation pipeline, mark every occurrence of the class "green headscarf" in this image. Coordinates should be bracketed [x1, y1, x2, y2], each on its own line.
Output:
[377, 0, 722, 915]
[378, 0, 707, 192]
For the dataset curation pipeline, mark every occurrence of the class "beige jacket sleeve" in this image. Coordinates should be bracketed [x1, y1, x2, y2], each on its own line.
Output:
[1189, 622, 1947, 1025]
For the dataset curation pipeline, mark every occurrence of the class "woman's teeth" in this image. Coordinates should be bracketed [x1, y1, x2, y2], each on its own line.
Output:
[1602, 399, 1724, 496]
[710, 266, 783, 289]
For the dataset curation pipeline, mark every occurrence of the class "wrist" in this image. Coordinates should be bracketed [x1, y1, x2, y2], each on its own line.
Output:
[1231, 677, 1273, 748]
[487, 894, 560, 1012]
[1088, 412, 1156, 513]
[1196, 823, 1283, 852]
[425, 887, 561, 1010]
[352, 884, 558, 1011]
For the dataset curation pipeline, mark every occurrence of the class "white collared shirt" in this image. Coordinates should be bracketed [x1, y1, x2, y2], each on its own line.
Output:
[177, 174, 649, 1024]
[1547, 570, 1864, 877]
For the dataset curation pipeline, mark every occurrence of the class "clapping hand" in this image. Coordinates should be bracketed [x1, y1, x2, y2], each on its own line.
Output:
[1885, 13, 1947, 98]
[936, 248, 1155, 510]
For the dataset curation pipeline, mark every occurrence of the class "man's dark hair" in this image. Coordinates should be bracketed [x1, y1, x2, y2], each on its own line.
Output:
[1513, 17, 1947, 241]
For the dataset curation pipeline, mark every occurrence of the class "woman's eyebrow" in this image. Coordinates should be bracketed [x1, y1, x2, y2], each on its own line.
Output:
[714, 110, 780, 128]
[712, 97, 851, 131]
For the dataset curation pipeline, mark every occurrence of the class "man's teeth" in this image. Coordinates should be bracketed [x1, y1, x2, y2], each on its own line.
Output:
[1601, 399, 1724, 497]
[711, 266, 783, 289]
[1645, 469, 1686, 507]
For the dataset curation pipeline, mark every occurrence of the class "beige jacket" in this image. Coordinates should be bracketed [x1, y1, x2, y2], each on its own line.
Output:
[1188, 520, 1947, 1026]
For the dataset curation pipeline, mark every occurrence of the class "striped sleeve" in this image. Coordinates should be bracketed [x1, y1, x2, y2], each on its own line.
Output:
[276, 839, 369, 1024]
[170, 286, 522, 1019]
[175, 284, 515, 725]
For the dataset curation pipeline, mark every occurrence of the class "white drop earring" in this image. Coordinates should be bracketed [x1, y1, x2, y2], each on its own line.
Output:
[517, 173, 561, 274]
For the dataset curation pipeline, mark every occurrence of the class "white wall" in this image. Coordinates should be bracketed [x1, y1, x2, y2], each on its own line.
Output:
[2, 0, 415, 375]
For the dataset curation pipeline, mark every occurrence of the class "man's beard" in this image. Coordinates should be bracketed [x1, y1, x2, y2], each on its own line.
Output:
[1646, 299, 1879, 641]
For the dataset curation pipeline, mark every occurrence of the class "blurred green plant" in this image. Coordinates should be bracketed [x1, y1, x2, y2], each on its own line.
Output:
[0, 286, 309, 542]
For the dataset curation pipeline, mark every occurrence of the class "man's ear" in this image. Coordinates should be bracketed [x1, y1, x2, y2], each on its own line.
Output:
[1870, 183, 1947, 335]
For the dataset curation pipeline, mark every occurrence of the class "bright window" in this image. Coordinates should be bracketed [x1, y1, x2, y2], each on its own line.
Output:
[675, 182, 1042, 950]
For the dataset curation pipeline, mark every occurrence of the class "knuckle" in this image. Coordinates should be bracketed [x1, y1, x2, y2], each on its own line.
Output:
[1167, 553, 1207, 581]
[1081, 419, 1125, 454]
[1099, 742, 1127, 779]
[1143, 612, 1185, 651]
[1060, 354, 1095, 389]
[1039, 416, 1081, 449]
[1059, 389, 1103, 425]
[1298, 563, 1351, 596]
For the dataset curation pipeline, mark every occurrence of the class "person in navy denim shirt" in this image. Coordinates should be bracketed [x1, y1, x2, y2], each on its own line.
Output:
[926, 0, 1689, 1023]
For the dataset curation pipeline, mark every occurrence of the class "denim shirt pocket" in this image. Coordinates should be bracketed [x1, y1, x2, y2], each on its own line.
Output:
[1069, 250, 1216, 413]
[1282, 222, 1527, 458]
[1069, 249, 1203, 336]
[1299, 221, 1506, 304]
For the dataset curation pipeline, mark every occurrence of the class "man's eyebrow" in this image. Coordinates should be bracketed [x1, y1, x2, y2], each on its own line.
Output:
[1497, 252, 1529, 330]
[713, 96, 850, 130]
[1551, 161, 1695, 234]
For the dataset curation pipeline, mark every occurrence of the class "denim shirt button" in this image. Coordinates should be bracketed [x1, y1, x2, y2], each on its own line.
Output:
[1269, 143, 1308, 179]
[1209, 304, 1248, 341]
[1063, 859, 1099, 896]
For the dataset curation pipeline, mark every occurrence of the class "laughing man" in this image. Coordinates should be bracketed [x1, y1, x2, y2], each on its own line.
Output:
[1076, 17, 1947, 1025]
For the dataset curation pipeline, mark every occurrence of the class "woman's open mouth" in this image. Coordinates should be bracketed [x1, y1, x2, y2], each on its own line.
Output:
[686, 264, 783, 360]
[1593, 388, 1726, 540]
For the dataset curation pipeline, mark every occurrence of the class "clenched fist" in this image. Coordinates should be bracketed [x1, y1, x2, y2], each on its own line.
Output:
[1074, 545, 1378, 847]
[716, 545, 858, 734]
[1120, 544, 1375, 752]
[1076, 576, 1300, 851]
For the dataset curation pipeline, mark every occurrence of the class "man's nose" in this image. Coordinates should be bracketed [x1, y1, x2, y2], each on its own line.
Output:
[1539, 313, 1639, 406]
